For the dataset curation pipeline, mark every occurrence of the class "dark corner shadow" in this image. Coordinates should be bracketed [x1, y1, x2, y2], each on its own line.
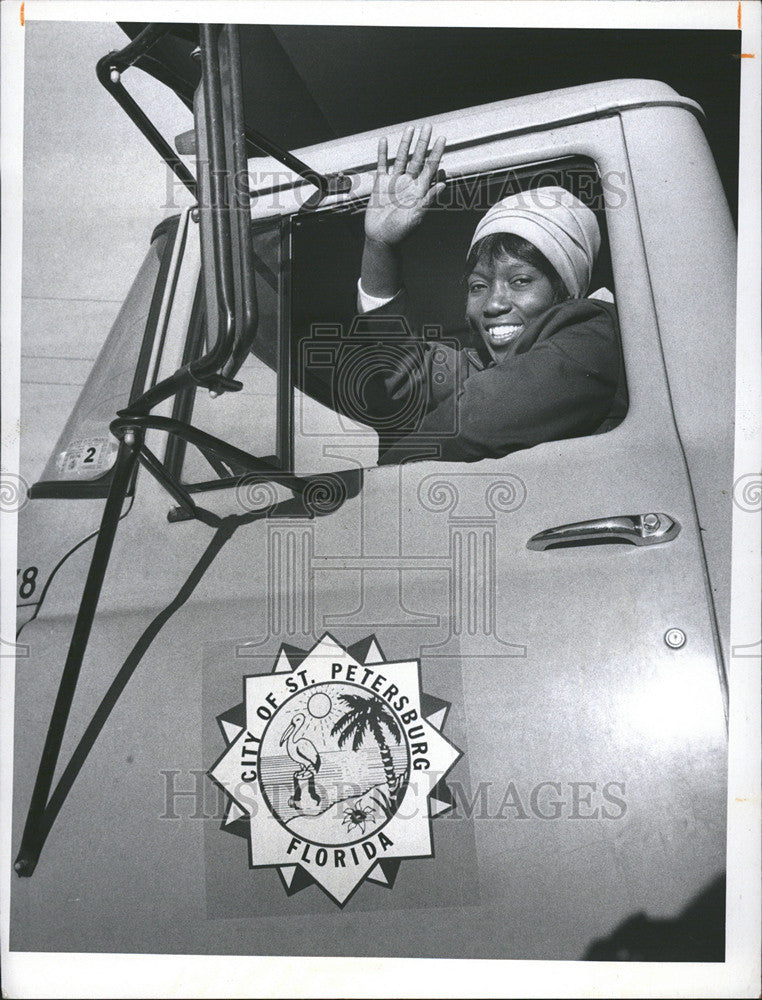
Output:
[582, 872, 726, 962]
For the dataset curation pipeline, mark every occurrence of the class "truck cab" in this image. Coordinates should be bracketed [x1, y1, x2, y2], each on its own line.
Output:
[11, 24, 733, 961]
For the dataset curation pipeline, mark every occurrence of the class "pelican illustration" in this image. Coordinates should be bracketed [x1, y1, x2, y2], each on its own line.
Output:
[280, 712, 321, 808]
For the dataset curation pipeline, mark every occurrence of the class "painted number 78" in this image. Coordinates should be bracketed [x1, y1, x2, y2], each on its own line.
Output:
[17, 566, 38, 600]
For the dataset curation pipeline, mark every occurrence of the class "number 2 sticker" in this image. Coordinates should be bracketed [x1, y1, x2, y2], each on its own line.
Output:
[56, 438, 116, 479]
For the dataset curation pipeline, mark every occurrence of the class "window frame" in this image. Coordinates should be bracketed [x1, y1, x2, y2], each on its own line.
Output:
[166, 152, 623, 493]
[165, 216, 290, 492]
[287, 153, 622, 472]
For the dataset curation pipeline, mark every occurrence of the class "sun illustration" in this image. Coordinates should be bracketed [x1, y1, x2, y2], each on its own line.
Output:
[307, 691, 332, 719]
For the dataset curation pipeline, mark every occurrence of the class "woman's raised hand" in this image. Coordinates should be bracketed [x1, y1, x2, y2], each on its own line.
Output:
[364, 124, 446, 247]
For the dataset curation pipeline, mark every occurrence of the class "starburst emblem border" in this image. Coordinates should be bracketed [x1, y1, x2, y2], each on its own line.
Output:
[208, 633, 462, 906]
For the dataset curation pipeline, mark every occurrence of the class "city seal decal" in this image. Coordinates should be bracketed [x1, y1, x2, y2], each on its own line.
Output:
[209, 633, 462, 905]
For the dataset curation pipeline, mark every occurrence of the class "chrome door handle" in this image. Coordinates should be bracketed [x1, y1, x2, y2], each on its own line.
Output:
[527, 513, 680, 550]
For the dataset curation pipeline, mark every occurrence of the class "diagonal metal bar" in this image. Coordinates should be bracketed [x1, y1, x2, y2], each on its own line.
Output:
[17, 516, 242, 877]
[14, 440, 141, 877]
[136, 442, 221, 528]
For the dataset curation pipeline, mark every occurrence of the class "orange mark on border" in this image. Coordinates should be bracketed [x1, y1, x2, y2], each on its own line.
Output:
[733, 53, 756, 58]
[20, 2, 24, 26]
[737, 0, 741, 30]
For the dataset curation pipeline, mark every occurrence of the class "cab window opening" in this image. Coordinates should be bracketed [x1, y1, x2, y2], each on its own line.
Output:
[292, 155, 627, 470]
[166, 157, 628, 493]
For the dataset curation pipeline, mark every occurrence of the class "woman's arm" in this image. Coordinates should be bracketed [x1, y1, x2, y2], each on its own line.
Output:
[360, 238, 403, 301]
[360, 124, 446, 299]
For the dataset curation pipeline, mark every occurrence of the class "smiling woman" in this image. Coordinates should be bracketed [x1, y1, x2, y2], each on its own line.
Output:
[336, 129, 628, 465]
[465, 239, 567, 361]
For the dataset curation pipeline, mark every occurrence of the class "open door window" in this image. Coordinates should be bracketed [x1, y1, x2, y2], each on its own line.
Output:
[164, 156, 626, 491]
[290, 155, 625, 473]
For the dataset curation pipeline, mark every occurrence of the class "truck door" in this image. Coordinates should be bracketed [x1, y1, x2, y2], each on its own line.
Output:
[170, 118, 727, 956]
[233, 118, 725, 957]
[11, 110, 729, 961]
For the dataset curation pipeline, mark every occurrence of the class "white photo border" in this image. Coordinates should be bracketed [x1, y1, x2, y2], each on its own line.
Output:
[1, 2, 759, 997]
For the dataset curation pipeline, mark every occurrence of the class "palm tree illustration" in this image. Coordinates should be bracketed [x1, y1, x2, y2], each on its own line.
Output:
[331, 693, 404, 799]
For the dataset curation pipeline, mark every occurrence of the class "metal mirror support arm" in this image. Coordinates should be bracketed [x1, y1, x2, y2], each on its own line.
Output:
[110, 413, 311, 505]
[98, 22, 350, 416]
[118, 24, 258, 413]
[96, 24, 197, 198]
[222, 24, 259, 382]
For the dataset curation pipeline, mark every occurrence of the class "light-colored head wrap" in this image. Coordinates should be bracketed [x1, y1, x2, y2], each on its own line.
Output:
[468, 186, 601, 298]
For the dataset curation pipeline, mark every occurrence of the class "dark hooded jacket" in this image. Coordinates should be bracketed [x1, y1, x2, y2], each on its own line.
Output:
[343, 290, 628, 464]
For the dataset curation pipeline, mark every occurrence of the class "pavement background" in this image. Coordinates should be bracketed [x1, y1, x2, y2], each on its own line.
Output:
[20, 20, 193, 485]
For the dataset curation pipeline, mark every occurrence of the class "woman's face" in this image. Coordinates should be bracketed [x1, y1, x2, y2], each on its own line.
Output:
[465, 252, 561, 363]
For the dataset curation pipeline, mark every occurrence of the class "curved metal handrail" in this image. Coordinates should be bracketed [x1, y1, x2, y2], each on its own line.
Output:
[110, 413, 309, 497]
